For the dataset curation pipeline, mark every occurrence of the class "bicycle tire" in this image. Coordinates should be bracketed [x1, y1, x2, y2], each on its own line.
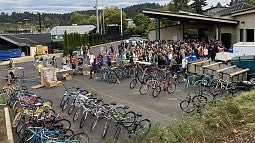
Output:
[180, 100, 195, 113]
[177, 74, 185, 83]
[117, 69, 123, 79]
[73, 107, 82, 122]
[16, 116, 25, 134]
[152, 86, 161, 98]
[12, 112, 22, 128]
[139, 84, 149, 95]
[102, 120, 111, 138]
[61, 98, 70, 111]
[90, 119, 98, 131]
[23, 127, 35, 142]
[129, 68, 135, 77]
[167, 82, 176, 94]
[114, 125, 122, 142]
[122, 111, 136, 127]
[54, 118, 72, 129]
[68, 104, 75, 115]
[192, 95, 207, 107]
[115, 106, 127, 117]
[70, 133, 89, 143]
[79, 112, 88, 128]
[209, 79, 222, 95]
[60, 95, 67, 107]
[130, 79, 137, 89]
[135, 119, 151, 135]
[193, 80, 206, 93]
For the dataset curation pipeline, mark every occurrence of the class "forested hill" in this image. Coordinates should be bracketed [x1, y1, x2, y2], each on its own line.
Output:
[0, 2, 162, 26]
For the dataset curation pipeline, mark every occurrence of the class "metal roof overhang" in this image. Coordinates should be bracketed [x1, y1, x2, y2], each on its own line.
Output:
[143, 10, 238, 25]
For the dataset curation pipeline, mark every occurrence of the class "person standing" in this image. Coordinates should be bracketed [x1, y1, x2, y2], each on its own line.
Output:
[50, 56, 57, 68]
[71, 55, 77, 71]
[90, 59, 99, 79]
[106, 53, 112, 67]
[37, 61, 44, 78]
[45, 51, 49, 66]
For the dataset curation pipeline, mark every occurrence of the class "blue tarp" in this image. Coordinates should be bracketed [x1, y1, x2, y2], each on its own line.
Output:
[0, 49, 21, 61]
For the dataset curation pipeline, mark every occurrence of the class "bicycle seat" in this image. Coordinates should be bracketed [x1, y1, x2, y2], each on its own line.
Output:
[26, 92, 37, 97]
[123, 106, 129, 110]
[110, 101, 117, 105]
[136, 112, 143, 117]
[96, 98, 103, 102]
[53, 122, 63, 128]
[76, 87, 81, 90]
[35, 102, 43, 106]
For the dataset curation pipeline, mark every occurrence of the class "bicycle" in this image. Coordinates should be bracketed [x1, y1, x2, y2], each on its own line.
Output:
[209, 78, 237, 96]
[114, 112, 151, 142]
[152, 79, 176, 98]
[193, 74, 215, 92]
[101, 101, 129, 138]
[183, 73, 201, 92]
[179, 91, 207, 113]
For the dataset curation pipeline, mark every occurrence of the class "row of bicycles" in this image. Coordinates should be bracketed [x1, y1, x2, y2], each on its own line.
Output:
[1, 82, 88, 143]
[180, 73, 241, 113]
[129, 67, 185, 98]
[60, 85, 151, 142]
[93, 63, 140, 84]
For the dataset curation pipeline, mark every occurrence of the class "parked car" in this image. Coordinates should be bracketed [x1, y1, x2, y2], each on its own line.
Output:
[125, 37, 148, 45]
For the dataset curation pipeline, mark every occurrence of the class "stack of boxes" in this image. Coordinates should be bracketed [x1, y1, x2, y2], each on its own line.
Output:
[41, 67, 62, 88]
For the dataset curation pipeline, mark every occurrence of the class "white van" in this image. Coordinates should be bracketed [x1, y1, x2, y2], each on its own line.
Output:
[233, 42, 255, 57]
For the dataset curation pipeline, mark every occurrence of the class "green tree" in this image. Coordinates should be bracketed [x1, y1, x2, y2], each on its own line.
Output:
[104, 6, 127, 29]
[69, 12, 89, 25]
[133, 13, 150, 27]
[241, 0, 255, 5]
[63, 31, 69, 55]
[89, 15, 97, 24]
[172, 0, 191, 12]
[190, 0, 208, 14]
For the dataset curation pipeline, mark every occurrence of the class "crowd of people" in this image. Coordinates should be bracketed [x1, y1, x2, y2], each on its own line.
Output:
[34, 38, 227, 79]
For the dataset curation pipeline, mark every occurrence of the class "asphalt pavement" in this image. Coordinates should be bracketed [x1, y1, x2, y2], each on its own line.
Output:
[0, 42, 190, 143]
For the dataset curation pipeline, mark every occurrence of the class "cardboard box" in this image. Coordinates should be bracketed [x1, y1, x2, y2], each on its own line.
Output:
[45, 81, 62, 88]
[63, 74, 72, 81]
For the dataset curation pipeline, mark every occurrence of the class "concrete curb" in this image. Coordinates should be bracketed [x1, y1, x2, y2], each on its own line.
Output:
[4, 107, 14, 143]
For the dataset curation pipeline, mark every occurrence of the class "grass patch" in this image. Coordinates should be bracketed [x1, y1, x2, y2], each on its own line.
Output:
[135, 90, 255, 143]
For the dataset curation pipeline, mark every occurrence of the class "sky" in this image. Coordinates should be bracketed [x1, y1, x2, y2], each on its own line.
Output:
[0, 0, 231, 14]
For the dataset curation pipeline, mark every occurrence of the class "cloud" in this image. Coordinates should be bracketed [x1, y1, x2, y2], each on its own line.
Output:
[0, 0, 231, 14]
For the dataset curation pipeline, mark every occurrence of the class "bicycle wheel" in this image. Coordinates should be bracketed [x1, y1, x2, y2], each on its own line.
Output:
[70, 133, 89, 143]
[54, 118, 72, 129]
[227, 82, 237, 96]
[152, 85, 161, 98]
[209, 79, 222, 95]
[60, 128, 74, 139]
[129, 68, 135, 77]
[117, 69, 123, 79]
[135, 119, 151, 135]
[90, 119, 98, 131]
[68, 104, 75, 115]
[12, 112, 22, 128]
[122, 111, 136, 127]
[79, 112, 88, 128]
[130, 79, 137, 89]
[180, 100, 195, 113]
[102, 120, 111, 138]
[114, 125, 122, 143]
[167, 82, 176, 94]
[22, 127, 35, 142]
[16, 116, 25, 134]
[192, 95, 207, 107]
[73, 107, 82, 122]
[193, 80, 206, 92]
[60, 95, 68, 107]
[62, 98, 70, 111]
[177, 74, 185, 83]
[139, 84, 149, 95]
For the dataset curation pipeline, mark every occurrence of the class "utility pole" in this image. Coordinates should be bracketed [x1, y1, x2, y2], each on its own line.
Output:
[96, 0, 99, 33]
[120, 8, 123, 38]
[102, 0, 105, 34]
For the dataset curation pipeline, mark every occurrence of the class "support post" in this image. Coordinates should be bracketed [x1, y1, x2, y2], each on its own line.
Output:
[156, 18, 160, 41]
